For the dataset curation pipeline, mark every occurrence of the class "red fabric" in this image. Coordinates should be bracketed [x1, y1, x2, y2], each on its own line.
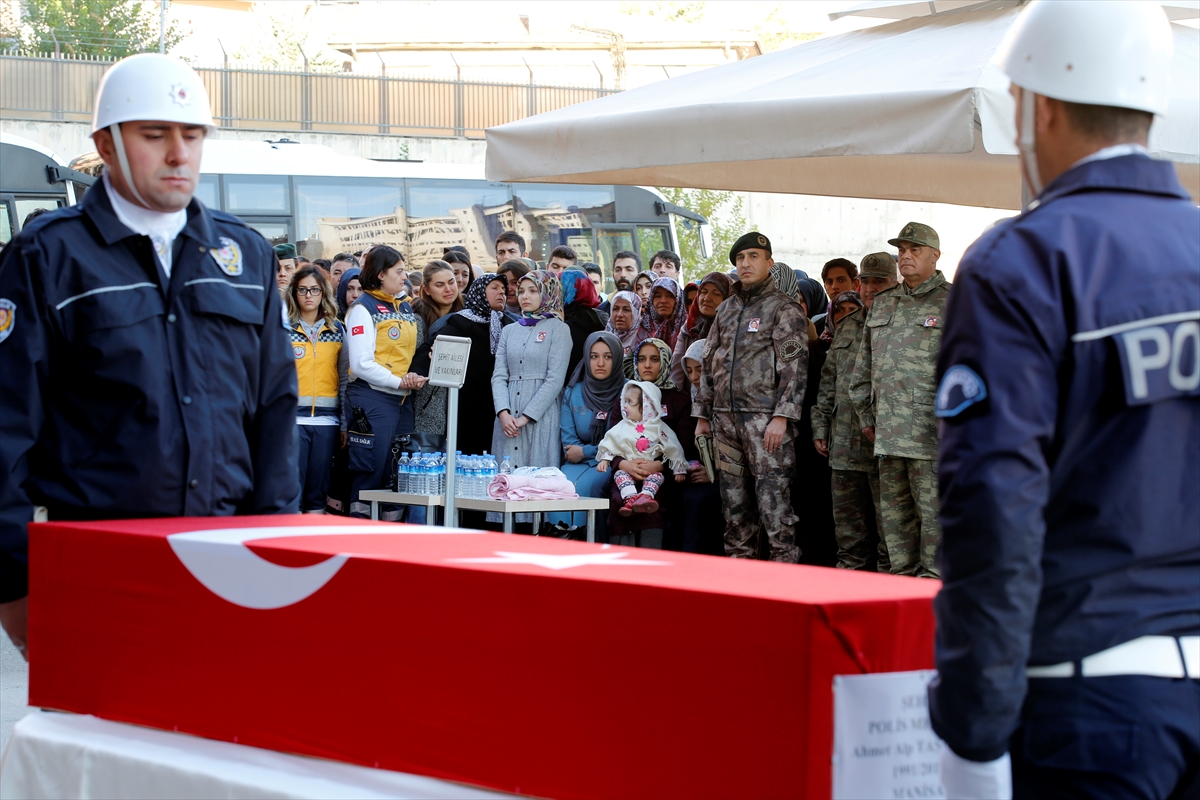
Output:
[567, 271, 601, 309]
[30, 516, 936, 799]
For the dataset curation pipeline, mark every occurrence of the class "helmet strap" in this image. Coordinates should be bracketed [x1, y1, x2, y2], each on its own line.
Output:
[1018, 87, 1043, 204]
[108, 123, 153, 209]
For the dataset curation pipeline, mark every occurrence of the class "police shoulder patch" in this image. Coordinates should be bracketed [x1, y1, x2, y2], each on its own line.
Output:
[0, 298, 15, 344]
[936, 364, 987, 418]
[779, 338, 804, 361]
[211, 237, 243, 276]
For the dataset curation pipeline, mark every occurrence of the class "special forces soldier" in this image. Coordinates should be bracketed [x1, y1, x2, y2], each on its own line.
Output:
[812, 252, 898, 571]
[849, 224, 950, 578]
[694, 232, 808, 562]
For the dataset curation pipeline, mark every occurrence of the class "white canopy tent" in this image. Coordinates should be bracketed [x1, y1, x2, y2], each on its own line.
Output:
[485, 5, 1200, 210]
[828, 0, 1200, 22]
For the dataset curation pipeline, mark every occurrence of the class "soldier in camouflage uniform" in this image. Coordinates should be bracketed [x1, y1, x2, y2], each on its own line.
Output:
[849, 223, 950, 578]
[811, 252, 899, 571]
[694, 232, 808, 563]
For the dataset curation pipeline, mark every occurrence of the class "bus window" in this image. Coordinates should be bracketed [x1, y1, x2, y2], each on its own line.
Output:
[595, 226, 636, 295]
[293, 177, 405, 261]
[195, 175, 219, 210]
[511, 184, 616, 265]
[15, 198, 63, 228]
[637, 226, 670, 269]
[0, 204, 12, 245]
[406, 180, 511, 267]
[225, 175, 290, 215]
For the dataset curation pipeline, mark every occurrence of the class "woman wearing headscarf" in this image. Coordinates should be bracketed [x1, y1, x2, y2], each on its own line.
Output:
[491, 270, 572, 470]
[608, 337, 691, 549]
[679, 338, 723, 555]
[559, 268, 605, 378]
[545, 331, 625, 535]
[669, 271, 733, 388]
[791, 275, 837, 566]
[411, 260, 467, 438]
[632, 276, 686, 351]
[633, 270, 655, 306]
[605, 290, 642, 357]
[335, 267, 362, 320]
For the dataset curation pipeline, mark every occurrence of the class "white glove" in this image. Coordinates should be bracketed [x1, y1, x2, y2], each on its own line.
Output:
[940, 748, 1012, 799]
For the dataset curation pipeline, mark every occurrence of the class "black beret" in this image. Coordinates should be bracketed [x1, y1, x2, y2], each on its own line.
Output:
[729, 231, 771, 266]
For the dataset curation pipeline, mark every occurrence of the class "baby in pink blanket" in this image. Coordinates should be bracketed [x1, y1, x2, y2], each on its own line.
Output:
[596, 381, 687, 516]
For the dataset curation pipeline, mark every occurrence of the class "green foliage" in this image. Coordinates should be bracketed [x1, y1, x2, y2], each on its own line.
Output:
[658, 187, 746, 283]
[756, 5, 820, 53]
[232, 3, 339, 72]
[618, 2, 707, 24]
[10, 0, 183, 58]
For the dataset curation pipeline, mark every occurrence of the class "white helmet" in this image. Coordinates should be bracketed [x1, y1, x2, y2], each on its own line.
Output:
[92, 53, 215, 133]
[994, 0, 1174, 116]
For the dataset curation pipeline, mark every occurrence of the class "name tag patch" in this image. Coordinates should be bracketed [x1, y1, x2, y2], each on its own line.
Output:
[936, 364, 987, 418]
[747, 318, 760, 332]
[1115, 319, 1200, 405]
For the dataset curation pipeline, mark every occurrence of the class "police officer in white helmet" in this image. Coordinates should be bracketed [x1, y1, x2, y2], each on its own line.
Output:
[929, 2, 1199, 797]
[0, 55, 300, 655]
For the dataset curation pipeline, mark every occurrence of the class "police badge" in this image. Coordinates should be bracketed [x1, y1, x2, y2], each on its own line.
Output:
[0, 298, 15, 345]
[211, 237, 243, 276]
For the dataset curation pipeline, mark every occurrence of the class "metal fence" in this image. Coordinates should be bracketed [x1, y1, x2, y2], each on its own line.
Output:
[0, 52, 617, 137]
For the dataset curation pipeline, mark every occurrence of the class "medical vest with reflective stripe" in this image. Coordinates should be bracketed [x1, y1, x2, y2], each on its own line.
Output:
[351, 291, 419, 379]
[289, 318, 344, 416]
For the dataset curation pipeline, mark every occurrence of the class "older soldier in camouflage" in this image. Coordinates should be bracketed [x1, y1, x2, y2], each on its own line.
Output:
[695, 232, 808, 563]
[812, 252, 899, 571]
[849, 224, 950, 578]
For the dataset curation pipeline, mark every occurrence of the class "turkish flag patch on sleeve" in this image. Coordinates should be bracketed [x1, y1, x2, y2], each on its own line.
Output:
[352, 326, 365, 336]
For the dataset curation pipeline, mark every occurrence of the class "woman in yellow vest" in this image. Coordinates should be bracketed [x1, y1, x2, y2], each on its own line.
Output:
[287, 266, 349, 513]
[344, 246, 427, 518]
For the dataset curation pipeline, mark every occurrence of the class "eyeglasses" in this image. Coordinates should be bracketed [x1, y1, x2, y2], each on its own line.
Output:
[295, 287, 323, 297]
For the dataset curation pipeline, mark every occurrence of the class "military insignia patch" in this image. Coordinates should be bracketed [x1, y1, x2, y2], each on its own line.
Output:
[779, 338, 803, 360]
[747, 317, 760, 332]
[387, 325, 400, 340]
[169, 84, 192, 107]
[756, 235, 767, 247]
[210, 237, 243, 276]
[936, 364, 988, 418]
[0, 298, 14, 344]
[293, 345, 306, 359]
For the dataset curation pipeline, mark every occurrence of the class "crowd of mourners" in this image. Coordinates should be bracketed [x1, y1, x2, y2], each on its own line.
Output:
[277, 221, 950, 577]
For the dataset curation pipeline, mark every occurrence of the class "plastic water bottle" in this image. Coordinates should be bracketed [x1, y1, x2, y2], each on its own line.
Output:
[470, 455, 483, 498]
[436, 454, 446, 496]
[397, 452, 411, 494]
[483, 452, 497, 497]
[416, 454, 430, 495]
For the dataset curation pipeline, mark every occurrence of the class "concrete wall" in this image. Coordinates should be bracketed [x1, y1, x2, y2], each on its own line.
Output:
[0, 119, 486, 170]
[6, 119, 1011, 278]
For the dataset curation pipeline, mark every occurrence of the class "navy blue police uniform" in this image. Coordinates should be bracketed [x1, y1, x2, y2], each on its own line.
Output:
[928, 152, 1200, 797]
[0, 178, 300, 603]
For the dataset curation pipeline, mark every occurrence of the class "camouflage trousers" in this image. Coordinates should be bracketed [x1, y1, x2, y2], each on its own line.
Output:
[877, 456, 941, 579]
[713, 412, 800, 563]
[831, 467, 889, 572]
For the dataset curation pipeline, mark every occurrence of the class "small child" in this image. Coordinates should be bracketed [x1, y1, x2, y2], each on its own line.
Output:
[596, 380, 687, 516]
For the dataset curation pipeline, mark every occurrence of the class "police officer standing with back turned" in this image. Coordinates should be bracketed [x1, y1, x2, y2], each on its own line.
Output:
[0, 55, 299, 658]
[694, 232, 808, 563]
[929, 3, 1200, 797]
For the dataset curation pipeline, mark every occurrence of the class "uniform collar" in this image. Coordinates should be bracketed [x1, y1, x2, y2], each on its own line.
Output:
[901, 270, 946, 297]
[1033, 152, 1191, 211]
[83, 172, 219, 249]
[733, 274, 777, 302]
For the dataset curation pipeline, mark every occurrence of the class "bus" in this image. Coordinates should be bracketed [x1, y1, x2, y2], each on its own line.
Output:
[75, 139, 709, 293]
[0, 133, 95, 246]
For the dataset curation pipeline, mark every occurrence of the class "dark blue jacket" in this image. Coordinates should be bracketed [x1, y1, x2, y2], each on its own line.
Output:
[928, 153, 1200, 762]
[0, 179, 299, 602]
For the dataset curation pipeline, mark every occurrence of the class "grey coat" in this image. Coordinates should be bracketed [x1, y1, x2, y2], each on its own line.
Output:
[491, 317, 572, 469]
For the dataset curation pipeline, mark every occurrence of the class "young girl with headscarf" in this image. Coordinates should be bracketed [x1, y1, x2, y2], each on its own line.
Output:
[604, 289, 642, 356]
[545, 330, 626, 535]
[491, 270, 572, 470]
[632, 276, 686, 351]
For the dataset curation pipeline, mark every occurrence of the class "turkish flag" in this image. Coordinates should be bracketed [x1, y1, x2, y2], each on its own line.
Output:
[351, 325, 365, 336]
[30, 516, 937, 799]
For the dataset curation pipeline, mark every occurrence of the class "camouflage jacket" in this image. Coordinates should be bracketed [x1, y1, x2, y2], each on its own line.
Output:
[811, 309, 874, 471]
[848, 271, 950, 460]
[694, 275, 808, 421]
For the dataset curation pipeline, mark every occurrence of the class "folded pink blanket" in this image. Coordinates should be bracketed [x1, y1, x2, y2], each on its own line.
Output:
[488, 469, 578, 500]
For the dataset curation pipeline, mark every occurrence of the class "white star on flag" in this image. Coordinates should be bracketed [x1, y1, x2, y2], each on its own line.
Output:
[448, 550, 671, 571]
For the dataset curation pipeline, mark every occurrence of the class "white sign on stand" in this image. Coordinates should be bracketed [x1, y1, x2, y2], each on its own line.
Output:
[832, 670, 946, 800]
[427, 336, 472, 523]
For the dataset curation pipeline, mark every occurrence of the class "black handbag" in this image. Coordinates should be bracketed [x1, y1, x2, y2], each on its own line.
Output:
[386, 432, 447, 491]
